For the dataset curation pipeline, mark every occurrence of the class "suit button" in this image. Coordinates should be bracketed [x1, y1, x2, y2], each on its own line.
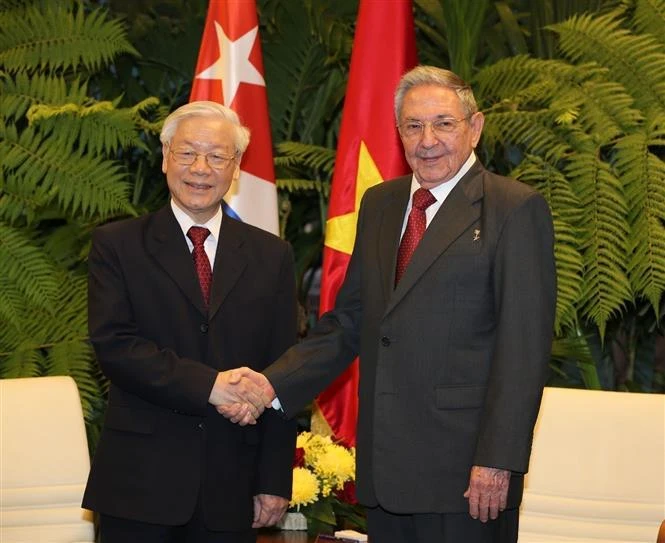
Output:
[200, 323, 209, 333]
[381, 336, 391, 347]
[197, 422, 205, 430]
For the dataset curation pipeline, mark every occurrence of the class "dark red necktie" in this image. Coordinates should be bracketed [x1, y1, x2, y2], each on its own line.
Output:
[187, 226, 212, 306]
[395, 188, 437, 286]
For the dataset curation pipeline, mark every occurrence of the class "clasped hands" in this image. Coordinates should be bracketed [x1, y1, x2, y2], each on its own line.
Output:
[208, 367, 275, 425]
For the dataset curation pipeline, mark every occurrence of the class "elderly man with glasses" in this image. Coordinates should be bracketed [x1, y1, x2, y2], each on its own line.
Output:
[225, 65, 557, 543]
[83, 101, 297, 543]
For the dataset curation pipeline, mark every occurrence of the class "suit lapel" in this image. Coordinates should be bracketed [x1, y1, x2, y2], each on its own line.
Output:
[385, 163, 485, 316]
[208, 216, 247, 321]
[377, 177, 412, 303]
[145, 205, 207, 315]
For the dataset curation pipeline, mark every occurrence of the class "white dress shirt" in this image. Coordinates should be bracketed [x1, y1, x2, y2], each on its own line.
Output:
[399, 152, 477, 239]
[170, 200, 223, 270]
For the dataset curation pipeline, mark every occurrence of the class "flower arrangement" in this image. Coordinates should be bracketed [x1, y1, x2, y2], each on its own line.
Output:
[286, 431, 365, 533]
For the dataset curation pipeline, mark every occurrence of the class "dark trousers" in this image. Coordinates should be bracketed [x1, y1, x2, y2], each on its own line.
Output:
[366, 505, 519, 543]
[100, 487, 255, 543]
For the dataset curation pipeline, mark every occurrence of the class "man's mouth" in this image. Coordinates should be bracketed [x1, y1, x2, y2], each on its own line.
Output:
[185, 181, 212, 190]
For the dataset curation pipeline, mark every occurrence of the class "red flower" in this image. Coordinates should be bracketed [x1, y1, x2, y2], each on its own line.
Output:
[293, 447, 305, 468]
[334, 480, 358, 505]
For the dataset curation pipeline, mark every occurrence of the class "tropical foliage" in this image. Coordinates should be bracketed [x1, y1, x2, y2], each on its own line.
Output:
[0, 0, 163, 447]
[1, 0, 663, 452]
[475, 0, 665, 391]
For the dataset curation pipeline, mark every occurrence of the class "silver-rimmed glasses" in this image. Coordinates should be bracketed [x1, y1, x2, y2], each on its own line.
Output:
[168, 147, 237, 170]
[398, 116, 471, 139]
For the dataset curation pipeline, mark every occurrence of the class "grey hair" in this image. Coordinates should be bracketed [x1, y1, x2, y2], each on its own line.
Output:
[159, 100, 250, 155]
[394, 65, 478, 121]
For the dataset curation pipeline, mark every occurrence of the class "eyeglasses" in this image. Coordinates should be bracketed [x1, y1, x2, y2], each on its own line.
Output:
[168, 148, 237, 170]
[398, 116, 471, 139]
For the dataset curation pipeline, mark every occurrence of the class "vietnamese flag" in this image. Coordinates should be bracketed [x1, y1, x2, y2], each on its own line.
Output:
[190, 0, 278, 235]
[315, 0, 418, 447]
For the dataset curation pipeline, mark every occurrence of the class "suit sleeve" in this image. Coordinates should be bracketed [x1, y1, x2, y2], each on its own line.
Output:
[262, 196, 366, 419]
[473, 193, 556, 473]
[88, 227, 218, 414]
[255, 244, 298, 498]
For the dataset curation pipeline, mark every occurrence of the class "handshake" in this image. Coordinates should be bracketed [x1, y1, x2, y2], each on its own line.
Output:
[208, 368, 276, 425]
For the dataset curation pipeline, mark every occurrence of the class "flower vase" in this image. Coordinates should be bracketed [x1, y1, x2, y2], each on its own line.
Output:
[277, 511, 308, 530]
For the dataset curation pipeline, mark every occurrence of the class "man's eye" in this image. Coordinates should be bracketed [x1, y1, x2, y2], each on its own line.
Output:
[435, 120, 455, 130]
[177, 151, 195, 158]
[405, 122, 422, 131]
[209, 154, 225, 161]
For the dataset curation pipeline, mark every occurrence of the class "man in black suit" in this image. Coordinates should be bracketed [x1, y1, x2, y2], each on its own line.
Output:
[228, 66, 557, 542]
[83, 101, 297, 543]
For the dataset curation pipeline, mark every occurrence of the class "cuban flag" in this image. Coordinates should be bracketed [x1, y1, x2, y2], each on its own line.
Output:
[190, 0, 278, 235]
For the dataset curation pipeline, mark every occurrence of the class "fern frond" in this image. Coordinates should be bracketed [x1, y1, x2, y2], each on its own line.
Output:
[0, 3, 138, 74]
[27, 101, 150, 155]
[0, 342, 45, 378]
[614, 120, 665, 309]
[512, 155, 584, 333]
[570, 151, 632, 337]
[0, 72, 88, 122]
[0, 276, 24, 332]
[475, 55, 576, 103]
[0, 223, 60, 310]
[550, 9, 665, 114]
[277, 178, 330, 196]
[573, 80, 642, 139]
[1, 124, 132, 219]
[484, 110, 572, 162]
[275, 142, 336, 175]
[46, 339, 99, 417]
[632, 0, 665, 48]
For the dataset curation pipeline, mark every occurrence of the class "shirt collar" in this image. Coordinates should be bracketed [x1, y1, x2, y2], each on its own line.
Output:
[410, 152, 477, 201]
[170, 200, 223, 242]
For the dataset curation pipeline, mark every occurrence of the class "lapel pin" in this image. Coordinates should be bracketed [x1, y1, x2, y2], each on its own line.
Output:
[473, 229, 481, 241]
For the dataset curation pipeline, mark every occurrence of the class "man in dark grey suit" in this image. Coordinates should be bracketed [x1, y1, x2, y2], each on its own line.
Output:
[84, 101, 297, 542]
[227, 66, 556, 542]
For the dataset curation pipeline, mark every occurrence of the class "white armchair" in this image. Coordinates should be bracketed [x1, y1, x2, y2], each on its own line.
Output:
[0, 376, 95, 542]
[519, 386, 665, 542]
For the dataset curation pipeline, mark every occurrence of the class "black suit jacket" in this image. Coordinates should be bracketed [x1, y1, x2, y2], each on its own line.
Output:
[83, 205, 297, 530]
[264, 162, 556, 514]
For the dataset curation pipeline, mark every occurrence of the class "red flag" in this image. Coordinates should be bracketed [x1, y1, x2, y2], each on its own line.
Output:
[190, 0, 278, 234]
[316, 0, 418, 447]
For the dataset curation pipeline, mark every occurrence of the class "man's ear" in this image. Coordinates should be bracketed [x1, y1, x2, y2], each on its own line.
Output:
[470, 112, 485, 148]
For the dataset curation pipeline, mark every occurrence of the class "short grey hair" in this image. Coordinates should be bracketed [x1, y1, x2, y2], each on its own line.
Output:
[159, 101, 250, 155]
[394, 66, 479, 121]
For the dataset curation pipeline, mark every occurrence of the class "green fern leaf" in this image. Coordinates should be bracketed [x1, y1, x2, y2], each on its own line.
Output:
[275, 142, 336, 175]
[0, 3, 138, 74]
[0, 223, 60, 310]
[550, 9, 665, 114]
[277, 178, 330, 197]
[632, 0, 665, 49]
[614, 121, 665, 310]
[2, 124, 133, 219]
[570, 151, 632, 337]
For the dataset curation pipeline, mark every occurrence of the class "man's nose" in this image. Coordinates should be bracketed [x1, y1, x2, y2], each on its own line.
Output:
[190, 154, 212, 172]
[420, 123, 439, 146]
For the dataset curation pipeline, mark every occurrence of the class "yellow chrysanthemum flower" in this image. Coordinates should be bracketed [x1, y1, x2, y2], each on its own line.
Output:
[290, 467, 320, 508]
[312, 444, 355, 488]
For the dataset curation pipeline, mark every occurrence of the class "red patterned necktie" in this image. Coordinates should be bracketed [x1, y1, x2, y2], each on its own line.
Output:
[395, 188, 437, 286]
[187, 226, 212, 306]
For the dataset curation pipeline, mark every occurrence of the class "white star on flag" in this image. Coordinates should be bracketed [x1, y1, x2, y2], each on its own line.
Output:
[195, 22, 265, 106]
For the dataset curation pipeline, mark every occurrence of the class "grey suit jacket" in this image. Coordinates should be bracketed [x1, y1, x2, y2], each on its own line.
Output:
[264, 161, 556, 514]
